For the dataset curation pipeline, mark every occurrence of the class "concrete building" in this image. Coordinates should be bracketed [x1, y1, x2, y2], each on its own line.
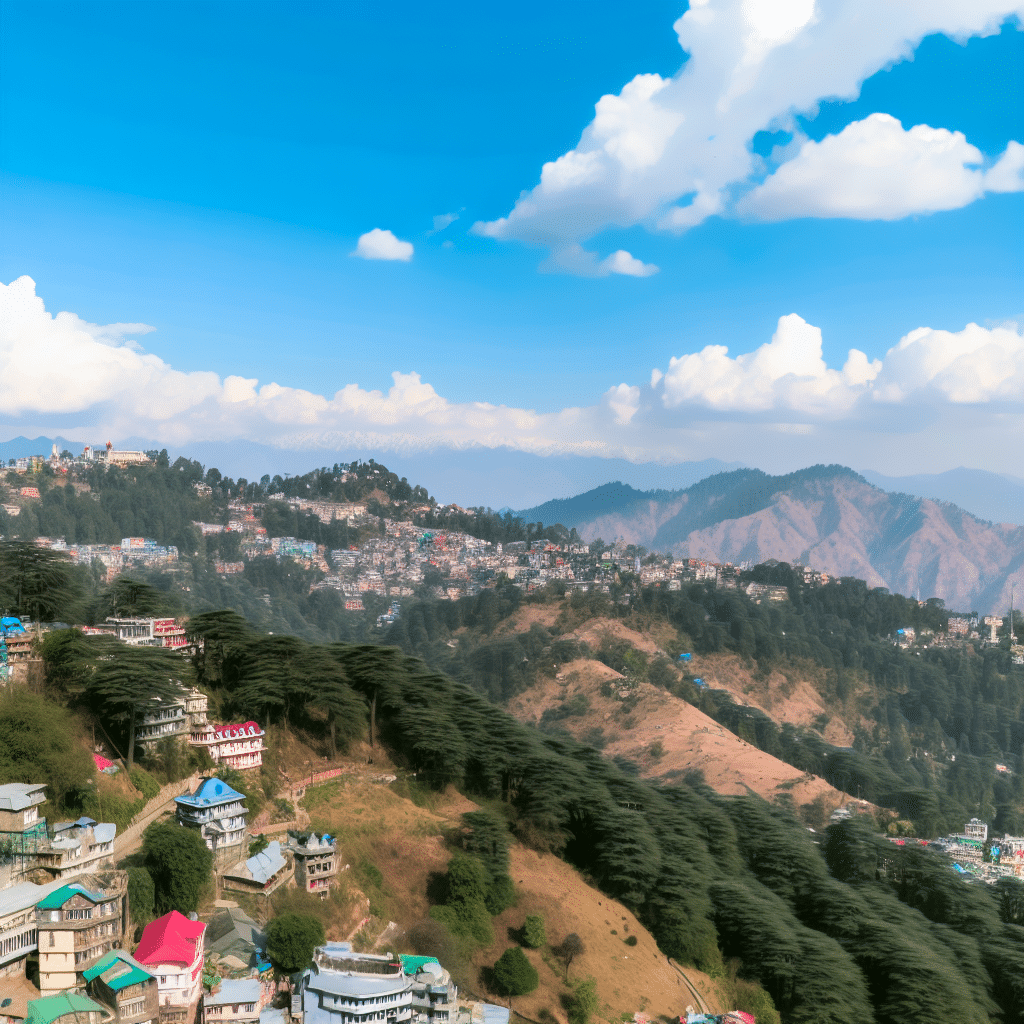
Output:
[286, 833, 339, 899]
[401, 958, 458, 1024]
[201, 979, 263, 1024]
[34, 819, 117, 881]
[83, 949, 159, 1024]
[188, 722, 266, 772]
[965, 818, 989, 842]
[295, 945, 416, 1024]
[135, 699, 189, 752]
[36, 874, 130, 997]
[134, 911, 206, 1024]
[104, 618, 187, 651]
[0, 879, 66, 980]
[0, 783, 48, 870]
[220, 842, 293, 897]
[174, 779, 247, 866]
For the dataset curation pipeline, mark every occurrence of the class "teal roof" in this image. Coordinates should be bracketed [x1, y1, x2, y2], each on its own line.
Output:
[36, 882, 105, 910]
[83, 949, 154, 991]
[26, 994, 108, 1024]
[400, 955, 441, 975]
[175, 776, 245, 809]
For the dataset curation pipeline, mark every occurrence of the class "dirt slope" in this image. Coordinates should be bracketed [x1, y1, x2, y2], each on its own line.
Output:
[301, 776, 726, 1021]
[507, 653, 845, 807]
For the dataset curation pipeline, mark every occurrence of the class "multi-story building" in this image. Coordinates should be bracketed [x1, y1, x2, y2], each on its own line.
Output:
[965, 818, 989, 842]
[34, 819, 117, 881]
[201, 978, 263, 1024]
[403, 959, 457, 1024]
[183, 689, 208, 730]
[286, 832, 339, 899]
[83, 949, 159, 1024]
[135, 698, 189, 751]
[104, 617, 187, 650]
[36, 873, 129, 997]
[0, 879, 65, 980]
[0, 783, 48, 866]
[188, 722, 266, 771]
[134, 911, 206, 1024]
[174, 778, 247, 865]
[295, 944, 414, 1024]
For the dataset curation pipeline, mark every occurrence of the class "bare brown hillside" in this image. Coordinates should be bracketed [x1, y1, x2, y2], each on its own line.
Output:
[300, 776, 728, 1021]
[507, 653, 846, 807]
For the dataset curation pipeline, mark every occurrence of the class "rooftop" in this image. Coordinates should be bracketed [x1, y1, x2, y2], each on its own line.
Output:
[135, 911, 206, 967]
[25, 995, 110, 1024]
[175, 776, 245, 809]
[0, 879, 66, 917]
[82, 949, 154, 992]
[0, 782, 47, 812]
[37, 882, 107, 910]
[244, 841, 287, 885]
[205, 979, 261, 1005]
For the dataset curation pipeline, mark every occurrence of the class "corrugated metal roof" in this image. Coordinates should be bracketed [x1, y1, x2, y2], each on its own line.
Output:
[205, 979, 261, 1005]
[245, 841, 286, 884]
[0, 782, 46, 812]
[36, 882, 105, 910]
[25, 994, 108, 1024]
[81, 949, 154, 991]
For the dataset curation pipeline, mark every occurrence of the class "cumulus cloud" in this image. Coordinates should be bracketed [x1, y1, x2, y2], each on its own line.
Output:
[351, 228, 414, 262]
[985, 140, 1024, 193]
[472, 0, 1023, 269]
[654, 313, 1022, 416]
[737, 113, 1011, 220]
[2, 277, 1021, 476]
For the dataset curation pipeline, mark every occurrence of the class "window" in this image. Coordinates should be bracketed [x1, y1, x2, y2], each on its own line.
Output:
[49, 932, 55, 947]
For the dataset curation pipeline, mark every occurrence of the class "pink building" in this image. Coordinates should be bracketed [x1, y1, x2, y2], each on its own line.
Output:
[134, 910, 206, 1024]
[190, 721, 266, 771]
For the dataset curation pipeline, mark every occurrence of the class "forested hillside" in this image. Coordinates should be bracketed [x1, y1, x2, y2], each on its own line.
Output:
[30, 609, 1024, 1024]
[378, 569, 1024, 838]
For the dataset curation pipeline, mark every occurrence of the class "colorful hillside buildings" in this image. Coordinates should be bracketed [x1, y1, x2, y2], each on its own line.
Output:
[134, 911, 206, 1024]
[174, 778, 248, 864]
[188, 722, 266, 771]
[83, 949, 159, 1024]
[286, 832, 339, 899]
[294, 944, 459, 1024]
[0, 880, 66, 980]
[36, 874, 130, 997]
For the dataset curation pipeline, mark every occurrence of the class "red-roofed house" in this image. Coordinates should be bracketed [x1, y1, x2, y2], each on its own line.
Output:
[188, 721, 266, 771]
[134, 911, 205, 1024]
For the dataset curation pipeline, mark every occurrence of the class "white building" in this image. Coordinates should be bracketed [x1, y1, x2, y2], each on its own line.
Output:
[189, 721, 266, 771]
[134, 910, 206, 1024]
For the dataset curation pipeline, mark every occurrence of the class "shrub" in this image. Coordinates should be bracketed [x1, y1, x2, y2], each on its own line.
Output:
[522, 915, 546, 949]
[624, 934, 638, 946]
[129, 767, 161, 801]
[492, 946, 539, 999]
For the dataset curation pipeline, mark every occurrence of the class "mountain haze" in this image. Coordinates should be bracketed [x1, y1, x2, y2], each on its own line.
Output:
[520, 466, 1024, 613]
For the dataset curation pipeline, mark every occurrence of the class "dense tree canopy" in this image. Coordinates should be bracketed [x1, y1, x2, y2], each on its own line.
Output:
[141, 820, 213, 915]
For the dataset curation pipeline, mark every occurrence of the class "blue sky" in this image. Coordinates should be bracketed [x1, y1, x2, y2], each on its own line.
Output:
[1, 0, 1022, 495]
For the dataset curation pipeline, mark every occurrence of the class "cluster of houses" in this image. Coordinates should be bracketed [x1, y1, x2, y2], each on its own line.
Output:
[1, 769, 506, 1024]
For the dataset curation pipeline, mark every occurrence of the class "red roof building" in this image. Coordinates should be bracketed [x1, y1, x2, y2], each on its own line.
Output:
[135, 911, 206, 1023]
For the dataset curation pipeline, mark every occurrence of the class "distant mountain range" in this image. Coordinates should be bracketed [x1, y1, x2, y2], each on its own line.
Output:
[519, 465, 1024, 614]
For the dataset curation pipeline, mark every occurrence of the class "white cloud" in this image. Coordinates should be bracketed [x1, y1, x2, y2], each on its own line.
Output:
[985, 140, 1024, 193]
[541, 245, 659, 278]
[472, 1, 1023, 269]
[659, 313, 881, 414]
[738, 114, 1000, 220]
[654, 312, 1022, 416]
[2, 277, 1021, 477]
[351, 228, 414, 262]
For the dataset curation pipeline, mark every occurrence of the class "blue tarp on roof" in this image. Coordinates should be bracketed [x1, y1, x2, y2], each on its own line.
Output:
[175, 776, 245, 808]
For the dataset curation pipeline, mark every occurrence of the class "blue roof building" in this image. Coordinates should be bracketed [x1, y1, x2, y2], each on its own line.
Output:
[175, 777, 248, 860]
